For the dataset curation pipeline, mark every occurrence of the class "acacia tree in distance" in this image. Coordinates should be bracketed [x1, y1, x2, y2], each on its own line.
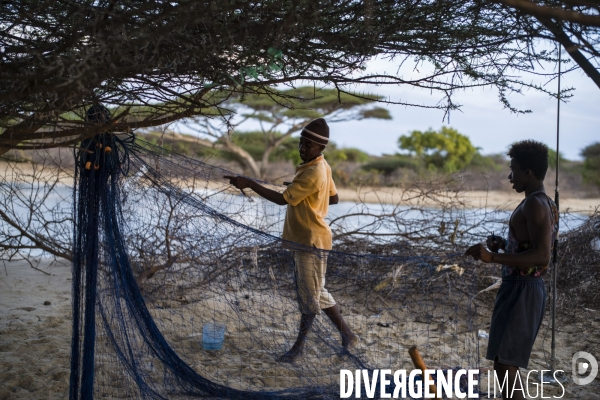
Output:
[1, 0, 598, 154]
[398, 127, 478, 173]
[188, 86, 391, 178]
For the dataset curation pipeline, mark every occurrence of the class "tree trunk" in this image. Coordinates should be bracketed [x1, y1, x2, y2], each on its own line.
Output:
[260, 123, 305, 178]
[217, 137, 261, 177]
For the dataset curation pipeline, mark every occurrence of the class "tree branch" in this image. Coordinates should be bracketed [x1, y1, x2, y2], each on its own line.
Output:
[492, 0, 600, 27]
[539, 18, 600, 89]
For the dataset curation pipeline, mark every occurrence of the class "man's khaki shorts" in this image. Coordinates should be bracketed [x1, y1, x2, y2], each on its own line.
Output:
[294, 250, 336, 314]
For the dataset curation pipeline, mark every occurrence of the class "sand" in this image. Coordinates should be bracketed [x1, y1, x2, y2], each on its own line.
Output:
[336, 187, 600, 216]
[2, 159, 600, 398]
[0, 259, 72, 399]
[2, 259, 600, 399]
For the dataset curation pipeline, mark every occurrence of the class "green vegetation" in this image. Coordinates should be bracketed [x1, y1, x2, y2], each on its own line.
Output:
[239, 86, 392, 121]
[228, 131, 298, 163]
[141, 132, 216, 159]
[398, 127, 477, 172]
[581, 142, 600, 187]
[137, 127, 500, 182]
[468, 153, 505, 171]
[192, 86, 392, 177]
[361, 155, 422, 175]
[324, 143, 370, 165]
[131, 129, 597, 195]
[547, 148, 568, 170]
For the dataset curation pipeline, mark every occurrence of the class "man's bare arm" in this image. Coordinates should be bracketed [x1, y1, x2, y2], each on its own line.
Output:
[465, 196, 552, 267]
[224, 176, 287, 206]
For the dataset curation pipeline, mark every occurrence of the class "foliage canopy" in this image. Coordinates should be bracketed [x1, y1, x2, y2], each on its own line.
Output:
[398, 127, 478, 173]
[191, 86, 390, 177]
[1, 0, 598, 153]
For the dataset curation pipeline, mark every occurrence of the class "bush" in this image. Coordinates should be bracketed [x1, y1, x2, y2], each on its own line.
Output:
[361, 155, 422, 175]
[141, 132, 215, 158]
[324, 144, 370, 165]
[581, 143, 600, 187]
[548, 148, 568, 170]
[467, 153, 505, 171]
[398, 127, 477, 172]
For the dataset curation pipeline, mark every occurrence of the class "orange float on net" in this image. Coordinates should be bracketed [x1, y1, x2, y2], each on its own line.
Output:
[94, 163, 100, 170]
[85, 161, 92, 170]
[104, 146, 112, 153]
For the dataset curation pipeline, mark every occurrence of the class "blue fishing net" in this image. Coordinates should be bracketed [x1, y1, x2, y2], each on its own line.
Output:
[68, 126, 483, 399]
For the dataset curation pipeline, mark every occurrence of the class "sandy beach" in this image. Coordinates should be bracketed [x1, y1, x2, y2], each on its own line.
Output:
[0, 259, 72, 399]
[2, 258, 600, 399]
[2, 160, 600, 398]
[336, 187, 600, 216]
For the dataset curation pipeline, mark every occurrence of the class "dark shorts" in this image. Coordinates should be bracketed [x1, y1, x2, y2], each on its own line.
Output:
[486, 275, 547, 369]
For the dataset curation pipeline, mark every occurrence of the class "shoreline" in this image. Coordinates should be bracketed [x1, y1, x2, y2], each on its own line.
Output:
[2, 161, 599, 215]
[337, 187, 600, 215]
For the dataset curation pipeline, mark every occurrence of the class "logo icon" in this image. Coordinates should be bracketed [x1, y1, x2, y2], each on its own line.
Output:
[572, 351, 598, 385]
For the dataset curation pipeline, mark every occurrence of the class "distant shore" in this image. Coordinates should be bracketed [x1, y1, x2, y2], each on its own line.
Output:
[337, 187, 600, 215]
[3, 161, 599, 215]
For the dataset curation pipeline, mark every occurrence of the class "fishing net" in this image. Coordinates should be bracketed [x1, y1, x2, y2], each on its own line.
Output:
[65, 125, 487, 400]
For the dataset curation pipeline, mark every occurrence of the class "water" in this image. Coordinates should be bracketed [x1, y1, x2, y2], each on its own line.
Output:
[206, 189, 588, 243]
[3, 184, 590, 258]
[328, 201, 588, 240]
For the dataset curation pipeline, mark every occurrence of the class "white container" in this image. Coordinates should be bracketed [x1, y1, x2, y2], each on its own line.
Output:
[202, 322, 226, 350]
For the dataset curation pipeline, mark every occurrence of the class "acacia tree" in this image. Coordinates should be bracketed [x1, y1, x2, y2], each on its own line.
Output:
[188, 86, 391, 178]
[398, 127, 478, 173]
[493, 0, 600, 28]
[2, 0, 598, 154]
[491, 0, 600, 88]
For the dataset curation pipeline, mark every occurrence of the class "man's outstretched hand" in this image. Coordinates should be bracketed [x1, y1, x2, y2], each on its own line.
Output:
[224, 175, 287, 205]
[465, 243, 493, 263]
[224, 175, 252, 190]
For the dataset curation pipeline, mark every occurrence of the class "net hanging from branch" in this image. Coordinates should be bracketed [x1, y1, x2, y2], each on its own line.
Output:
[69, 120, 484, 399]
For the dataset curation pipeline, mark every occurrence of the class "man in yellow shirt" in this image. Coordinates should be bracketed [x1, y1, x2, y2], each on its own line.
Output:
[225, 118, 357, 362]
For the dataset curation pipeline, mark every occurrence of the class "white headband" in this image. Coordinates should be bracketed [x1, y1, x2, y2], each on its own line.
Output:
[302, 128, 329, 142]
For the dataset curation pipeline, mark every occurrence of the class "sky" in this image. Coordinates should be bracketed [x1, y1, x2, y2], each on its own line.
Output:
[329, 56, 600, 161]
[177, 50, 599, 161]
